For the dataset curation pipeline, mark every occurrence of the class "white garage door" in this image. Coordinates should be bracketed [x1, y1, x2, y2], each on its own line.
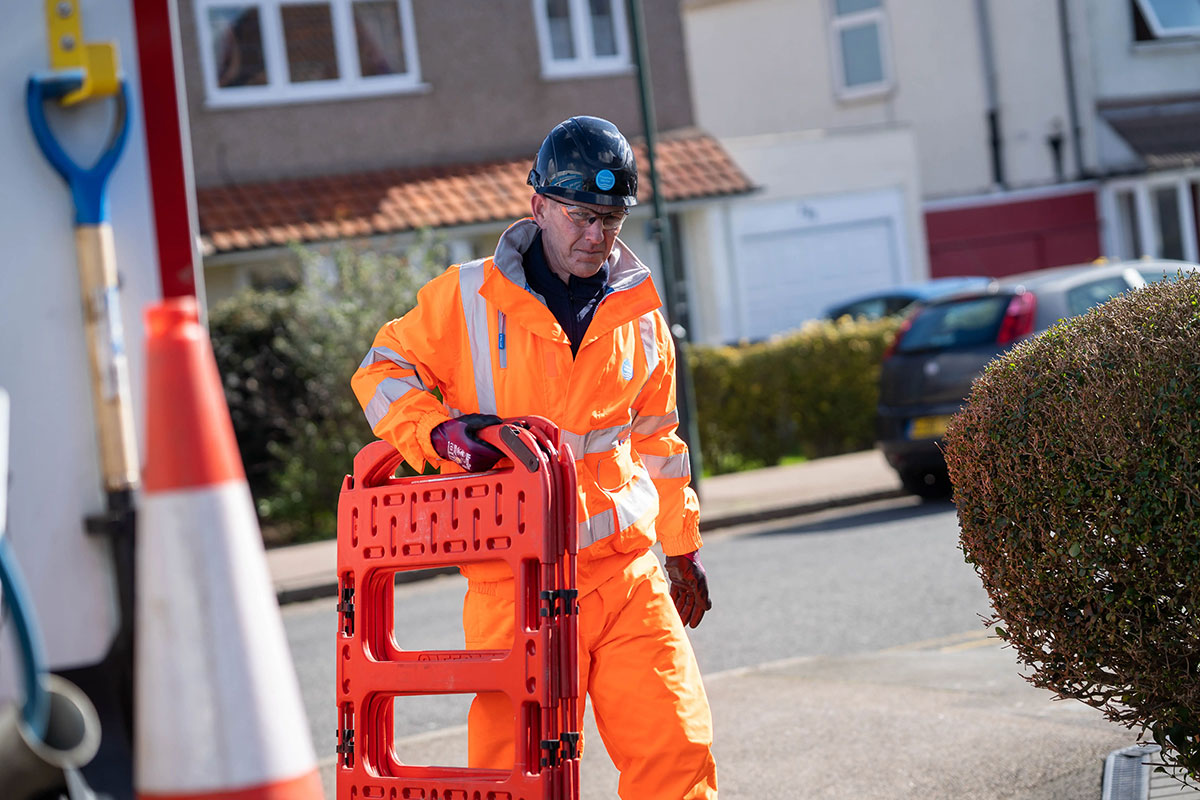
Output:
[731, 189, 910, 341]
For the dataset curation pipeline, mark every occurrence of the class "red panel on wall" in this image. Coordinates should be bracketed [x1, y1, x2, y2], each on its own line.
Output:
[925, 190, 1101, 279]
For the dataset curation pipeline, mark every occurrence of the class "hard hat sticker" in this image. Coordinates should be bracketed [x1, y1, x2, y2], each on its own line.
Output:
[595, 169, 616, 191]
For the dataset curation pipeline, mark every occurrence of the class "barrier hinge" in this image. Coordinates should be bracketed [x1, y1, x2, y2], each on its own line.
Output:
[540, 738, 561, 768]
[337, 586, 355, 636]
[560, 731, 581, 759]
[560, 588, 578, 615]
[336, 726, 354, 766]
[539, 588, 579, 618]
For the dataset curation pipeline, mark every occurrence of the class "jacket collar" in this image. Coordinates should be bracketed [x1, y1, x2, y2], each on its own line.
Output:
[482, 218, 663, 342]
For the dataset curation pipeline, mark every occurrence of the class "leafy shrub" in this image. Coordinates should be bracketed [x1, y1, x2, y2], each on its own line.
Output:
[688, 316, 901, 474]
[943, 272, 1200, 778]
[210, 237, 445, 544]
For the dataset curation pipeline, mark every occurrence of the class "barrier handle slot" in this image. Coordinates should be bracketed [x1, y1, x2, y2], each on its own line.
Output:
[498, 425, 539, 473]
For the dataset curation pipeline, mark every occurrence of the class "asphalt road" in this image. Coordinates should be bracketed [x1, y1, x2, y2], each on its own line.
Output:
[282, 496, 1137, 798]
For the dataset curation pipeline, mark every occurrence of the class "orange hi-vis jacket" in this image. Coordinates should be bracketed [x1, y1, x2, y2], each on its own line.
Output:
[351, 219, 702, 594]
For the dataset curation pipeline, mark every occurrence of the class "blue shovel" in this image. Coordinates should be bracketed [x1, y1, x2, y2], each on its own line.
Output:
[26, 71, 139, 498]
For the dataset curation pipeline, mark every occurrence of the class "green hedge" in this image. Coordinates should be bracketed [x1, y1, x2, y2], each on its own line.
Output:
[688, 316, 901, 474]
[943, 271, 1200, 779]
[210, 240, 443, 545]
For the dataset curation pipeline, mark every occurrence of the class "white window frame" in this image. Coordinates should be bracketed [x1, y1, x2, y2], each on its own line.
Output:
[827, 0, 894, 100]
[531, 0, 633, 80]
[194, 0, 424, 108]
[1133, 0, 1200, 40]
[1102, 172, 1200, 263]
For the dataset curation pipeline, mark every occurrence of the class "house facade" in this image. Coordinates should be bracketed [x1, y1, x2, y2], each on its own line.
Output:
[1071, 0, 1200, 263]
[180, 0, 755, 343]
[682, 0, 1111, 323]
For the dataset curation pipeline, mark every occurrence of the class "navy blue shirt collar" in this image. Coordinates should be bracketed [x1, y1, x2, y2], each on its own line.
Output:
[523, 229, 609, 356]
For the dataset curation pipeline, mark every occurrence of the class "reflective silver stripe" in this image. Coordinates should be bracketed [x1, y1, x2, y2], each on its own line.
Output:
[639, 313, 660, 375]
[641, 452, 691, 480]
[458, 262, 497, 415]
[358, 346, 421, 375]
[561, 422, 632, 457]
[578, 509, 615, 548]
[613, 466, 660, 531]
[578, 467, 661, 548]
[631, 410, 678, 437]
[365, 377, 422, 429]
[562, 431, 588, 458]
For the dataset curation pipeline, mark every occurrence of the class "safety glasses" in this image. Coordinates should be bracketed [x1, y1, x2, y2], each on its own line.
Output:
[546, 195, 628, 232]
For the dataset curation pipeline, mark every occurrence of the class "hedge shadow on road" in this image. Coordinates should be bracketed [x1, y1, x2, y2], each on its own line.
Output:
[746, 498, 956, 539]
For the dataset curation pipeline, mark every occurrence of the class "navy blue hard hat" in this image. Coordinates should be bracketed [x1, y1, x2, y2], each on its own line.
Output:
[527, 116, 638, 207]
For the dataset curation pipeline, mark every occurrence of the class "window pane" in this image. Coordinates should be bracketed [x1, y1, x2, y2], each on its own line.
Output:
[546, 0, 575, 59]
[835, 0, 881, 16]
[1153, 185, 1184, 259]
[354, 1, 406, 77]
[209, 6, 267, 87]
[898, 297, 1009, 353]
[840, 22, 884, 87]
[590, 0, 617, 57]
[281, 3, 339, 83]
[1142, 0, 1200, 30]
[1115, 190, 1142, 258]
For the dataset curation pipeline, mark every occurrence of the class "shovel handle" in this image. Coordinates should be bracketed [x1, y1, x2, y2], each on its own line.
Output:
[76, 224, 139, 492]
[26, 75, 130, 225]
[27, 74, 138, 492]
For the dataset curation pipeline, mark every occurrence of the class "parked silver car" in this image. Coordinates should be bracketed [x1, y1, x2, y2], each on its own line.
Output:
[876, 259, 1198, 498]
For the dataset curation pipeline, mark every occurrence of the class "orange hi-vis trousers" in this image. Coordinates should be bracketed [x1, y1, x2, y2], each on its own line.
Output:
[463, 550, 718, 799]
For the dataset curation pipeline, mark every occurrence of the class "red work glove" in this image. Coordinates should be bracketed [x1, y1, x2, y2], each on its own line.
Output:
[665, 551, 711, 629]
[430, 413, 504, 472]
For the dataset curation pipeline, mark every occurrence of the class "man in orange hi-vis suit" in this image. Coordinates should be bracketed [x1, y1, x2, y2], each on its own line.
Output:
[352, 116, 716, 799]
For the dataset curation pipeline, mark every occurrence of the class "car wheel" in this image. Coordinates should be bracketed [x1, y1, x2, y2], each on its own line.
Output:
[899, 468, 953, 500]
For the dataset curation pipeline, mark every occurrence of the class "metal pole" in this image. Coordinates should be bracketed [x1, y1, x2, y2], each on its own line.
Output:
[975, 0, 1006, 188]
[626, 0, 704, 493]
[1057, 0, 1085, 179]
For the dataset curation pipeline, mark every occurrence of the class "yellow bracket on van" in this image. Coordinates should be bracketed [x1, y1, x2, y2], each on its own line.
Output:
[44, 0, 120, 106]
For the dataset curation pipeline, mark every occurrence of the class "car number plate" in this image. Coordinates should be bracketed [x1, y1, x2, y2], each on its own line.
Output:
[909, 415, 951, 439]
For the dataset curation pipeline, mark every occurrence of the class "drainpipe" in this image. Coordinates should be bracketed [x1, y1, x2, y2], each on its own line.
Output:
[975, 0, 1006, 188]
[1057, 0, 1086, 178]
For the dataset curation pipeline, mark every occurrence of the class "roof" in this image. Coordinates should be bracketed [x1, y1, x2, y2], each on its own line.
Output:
[196, 131, 756, 255]
[1100, 96, 1200, 171]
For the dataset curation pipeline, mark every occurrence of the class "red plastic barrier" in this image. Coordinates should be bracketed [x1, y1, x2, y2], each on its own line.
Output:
[336, 418, 580, 800]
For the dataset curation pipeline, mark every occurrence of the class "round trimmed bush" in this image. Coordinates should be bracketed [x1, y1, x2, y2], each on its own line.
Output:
[944, 271, 1200, 778]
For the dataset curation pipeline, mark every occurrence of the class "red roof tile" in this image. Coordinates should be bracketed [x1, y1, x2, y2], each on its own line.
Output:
[196, 130, 755, 255]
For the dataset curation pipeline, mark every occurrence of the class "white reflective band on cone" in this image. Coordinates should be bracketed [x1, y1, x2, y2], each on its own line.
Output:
[135, 480, 317, 794]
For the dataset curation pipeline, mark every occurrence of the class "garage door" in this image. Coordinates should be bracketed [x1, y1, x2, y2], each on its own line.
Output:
[731, 189, 909, 341]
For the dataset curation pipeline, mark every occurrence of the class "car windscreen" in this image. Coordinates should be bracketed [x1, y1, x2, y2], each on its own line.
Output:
[1138, 265, 1196, 284]
[829, 295, 914, 320]
[1065, 276, 1132, 317]
[897, 295, 1010, 353]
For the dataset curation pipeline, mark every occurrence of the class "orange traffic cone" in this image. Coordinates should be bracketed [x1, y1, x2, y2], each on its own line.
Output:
[135, 297, 323, 800]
